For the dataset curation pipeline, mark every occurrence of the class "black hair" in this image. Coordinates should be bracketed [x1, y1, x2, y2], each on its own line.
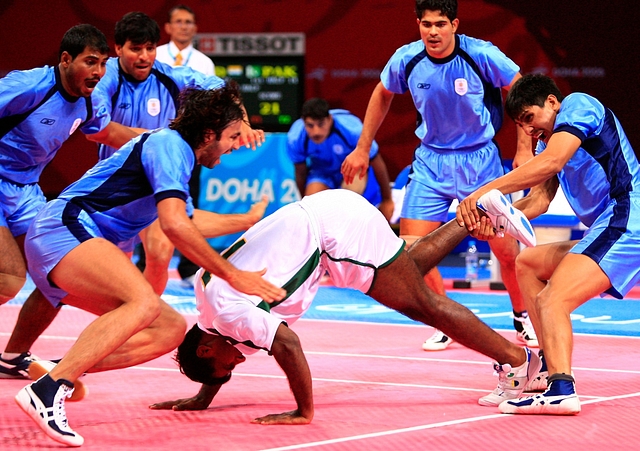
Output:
[114, 11, 161, 46]
[59, 24, 109, 60]
[174, 324, 233, 386]
[169, 81, 245, 150]
[168, 4, 195, 21]
[301, 98, 330, 120]
[415, 0, 457, 21]
[505, 74, 565, 121]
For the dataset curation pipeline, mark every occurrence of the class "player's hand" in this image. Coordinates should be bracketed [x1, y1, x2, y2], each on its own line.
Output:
[239, 122, 266, 150]
[456, 192, 483, 232]
[378, 198, 395, 222]
[149, 396, 211, 411]
[246, 195, 269, 225]
[228, 268, 286, 303]
[470, 215, 497, 241]
[341, 147, 370, 185]
[251, 409, 312, 425]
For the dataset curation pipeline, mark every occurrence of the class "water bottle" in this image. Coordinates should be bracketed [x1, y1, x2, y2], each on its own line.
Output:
[465, 240, 479, 282]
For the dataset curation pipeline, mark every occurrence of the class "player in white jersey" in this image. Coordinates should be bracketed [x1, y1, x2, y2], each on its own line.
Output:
[457, 74, 640, 415]
[150, 189, 543, 424]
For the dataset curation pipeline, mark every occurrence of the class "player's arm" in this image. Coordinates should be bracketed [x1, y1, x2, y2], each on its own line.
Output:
[369, 153, 394, 221]
[342, 82, 395, 184]
[504, 73, 534, 169]
[251, 323, 314, 425]
[456, 131, 580, 231]
[148, 383, 222, 411]
[85, 122, 144, 148]
[293, 163, 308, 199]
[511, 176, 560, 220]
[191, 196, 268, 237]
[238, 105, 266, 150]
[157, 197, 285, 302]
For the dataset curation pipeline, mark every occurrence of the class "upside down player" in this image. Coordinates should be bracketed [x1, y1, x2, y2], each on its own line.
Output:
[150, 189, 542, 424]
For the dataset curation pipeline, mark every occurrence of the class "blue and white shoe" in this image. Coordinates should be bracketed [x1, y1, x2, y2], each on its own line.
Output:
[500, 376, 581, 415]
[0, 352, 39, 379]
[478, 347, 542, 406]
[15, 374, 84, 447]
[477, 190, 537, 247]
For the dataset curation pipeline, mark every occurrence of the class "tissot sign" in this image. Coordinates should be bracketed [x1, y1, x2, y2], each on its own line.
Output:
[195, 33, 305, 56]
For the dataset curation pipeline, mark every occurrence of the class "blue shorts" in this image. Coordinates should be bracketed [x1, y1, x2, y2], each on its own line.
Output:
[401, 142, 506, 222]
[0, 179, 46, 236]
[25, 199, 106, 307]
[570, 193, 640, 299]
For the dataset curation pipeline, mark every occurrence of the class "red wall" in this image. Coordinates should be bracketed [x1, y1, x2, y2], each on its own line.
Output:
[2, 0, 638, 196]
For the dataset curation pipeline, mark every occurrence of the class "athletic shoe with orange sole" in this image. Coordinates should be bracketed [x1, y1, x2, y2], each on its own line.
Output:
[28, 360, 87, 402]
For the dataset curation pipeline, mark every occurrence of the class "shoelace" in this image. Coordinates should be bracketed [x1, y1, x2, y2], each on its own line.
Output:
[493, 362, 513, 378]
[53, 385, 74, 431]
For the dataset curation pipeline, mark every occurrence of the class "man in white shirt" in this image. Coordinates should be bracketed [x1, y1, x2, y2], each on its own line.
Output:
[156, 4, 215, 76]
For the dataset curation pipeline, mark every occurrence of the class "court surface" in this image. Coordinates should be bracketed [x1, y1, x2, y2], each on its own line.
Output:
[2, 270, 640, 450]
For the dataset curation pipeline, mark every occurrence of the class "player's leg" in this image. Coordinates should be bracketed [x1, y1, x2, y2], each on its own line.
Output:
[0, 227, 26, 305]
[368, 251, 540, 405]
[516, 241, 577, 351]
[139, 219, 174, 295]
[304, 181, 330, 195]
[500, 253, 608, 415]
[488, 234, 538, 347]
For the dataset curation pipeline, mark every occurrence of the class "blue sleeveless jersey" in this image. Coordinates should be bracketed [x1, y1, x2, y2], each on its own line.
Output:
[0, 65, 109, 184]
[381, 34, 518, 153]
[57, 128, 194, 244]
[93, 58, 225, 159]
[536, 93, 640, 227]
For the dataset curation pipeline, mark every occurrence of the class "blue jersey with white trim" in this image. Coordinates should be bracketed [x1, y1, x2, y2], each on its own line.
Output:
[93, 58, 225, 159]
[381, 34, 518, 152]
[536, 93, 640, 227]
[58, 128, 193, 244]
[0, 66, 108, 184]
[286, 109, 379, 173]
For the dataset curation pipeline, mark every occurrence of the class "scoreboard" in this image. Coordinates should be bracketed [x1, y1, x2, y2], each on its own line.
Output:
[195, 33, 305, 132]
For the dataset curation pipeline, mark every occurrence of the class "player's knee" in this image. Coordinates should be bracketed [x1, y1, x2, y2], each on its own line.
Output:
[515, 247, 536, 277]
[0, 273, 27, 304]
[144, 239, 174, 267]
[154, 308, 187, 350]
[400, 235, 422, 250]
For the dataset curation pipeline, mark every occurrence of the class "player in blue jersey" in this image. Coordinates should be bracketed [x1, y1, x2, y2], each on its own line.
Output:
[89, 12, 267, 296]
[287, 98, 394, 220]
[15, 85, 286, 446]
[341, 0, 537, 351]
[457, 74, 640, 415]
[0, 24, 140, 379]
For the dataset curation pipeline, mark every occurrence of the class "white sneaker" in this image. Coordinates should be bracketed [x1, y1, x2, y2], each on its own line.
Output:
[514, 314, 539, 348]
[478, 347, 542, 406]
[422, 330, 453, 351]
[477, 190, 536, 247]
[15, 374, 84, 447]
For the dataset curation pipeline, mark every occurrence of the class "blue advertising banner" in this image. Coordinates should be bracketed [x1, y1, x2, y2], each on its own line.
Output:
[198, 133, 299, 251]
